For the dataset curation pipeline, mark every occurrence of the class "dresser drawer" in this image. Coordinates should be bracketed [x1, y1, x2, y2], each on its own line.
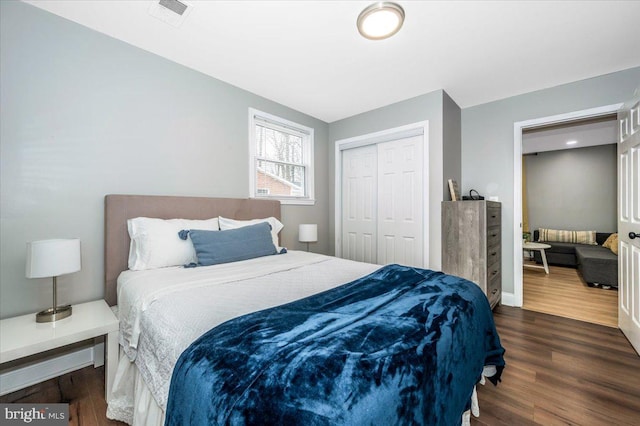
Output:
[486, 207, 501, 228]
[487, 273, 501, 307]
[487, 244, 500, 265]
[487, 226, 501, 247]
[487, 260, 500, 282]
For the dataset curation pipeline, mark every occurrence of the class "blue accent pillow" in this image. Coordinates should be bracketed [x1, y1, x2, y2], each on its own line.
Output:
[181, 222, 277, 266]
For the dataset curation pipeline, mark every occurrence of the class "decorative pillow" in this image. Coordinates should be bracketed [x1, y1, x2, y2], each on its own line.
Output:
[218, 216, 283, 248]
[127, 217, 219, 270]
[182, 222, 277, 266]
[602, 233, 619, 255]
[538, 228, 597, 245]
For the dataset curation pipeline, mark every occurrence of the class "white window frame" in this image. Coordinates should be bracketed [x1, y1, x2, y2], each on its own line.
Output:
[249, 108, 315, 205]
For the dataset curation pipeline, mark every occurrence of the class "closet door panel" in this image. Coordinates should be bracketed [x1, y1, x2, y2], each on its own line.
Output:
[377, 136, 424, 267]
[341, 145, 377, 263]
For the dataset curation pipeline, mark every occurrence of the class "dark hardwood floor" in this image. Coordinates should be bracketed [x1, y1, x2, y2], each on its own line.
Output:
[472, 306, 640, 426]
[2, 306, 639, 425]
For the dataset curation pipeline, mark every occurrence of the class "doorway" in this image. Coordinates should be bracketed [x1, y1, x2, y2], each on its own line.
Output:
[512, 104, 623, 309]
[520, 116, 619, 326]
[335, 121, 429, 267]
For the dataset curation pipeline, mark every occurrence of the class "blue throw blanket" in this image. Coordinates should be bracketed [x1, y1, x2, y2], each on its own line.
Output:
[165, 265, 505, 426]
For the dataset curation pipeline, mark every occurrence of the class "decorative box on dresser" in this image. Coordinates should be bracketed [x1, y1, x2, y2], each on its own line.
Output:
[441, 200, 502, 309]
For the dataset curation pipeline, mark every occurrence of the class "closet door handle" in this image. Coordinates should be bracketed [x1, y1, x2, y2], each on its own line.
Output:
[630, 232, 639, 240]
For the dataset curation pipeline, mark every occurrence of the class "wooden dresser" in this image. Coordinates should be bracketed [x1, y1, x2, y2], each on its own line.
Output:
[441, 201, 501, 309]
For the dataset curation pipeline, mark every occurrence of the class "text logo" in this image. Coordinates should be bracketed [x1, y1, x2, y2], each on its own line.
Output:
[0, 404, 68, 425]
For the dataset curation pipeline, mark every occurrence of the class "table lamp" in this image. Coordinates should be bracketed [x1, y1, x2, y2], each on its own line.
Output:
[26, 239, 81, 323]
[298, 224, 318, 252]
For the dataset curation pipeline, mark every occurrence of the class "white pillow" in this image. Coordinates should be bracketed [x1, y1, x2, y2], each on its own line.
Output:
[218, 216, 283, 248]
[127, 217, 219, 270]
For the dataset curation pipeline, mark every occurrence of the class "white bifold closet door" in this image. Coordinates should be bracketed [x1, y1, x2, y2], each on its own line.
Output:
[341, 136, 424, 267]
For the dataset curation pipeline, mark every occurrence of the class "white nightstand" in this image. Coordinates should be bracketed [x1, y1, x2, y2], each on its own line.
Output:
[0, 299, 119, 402]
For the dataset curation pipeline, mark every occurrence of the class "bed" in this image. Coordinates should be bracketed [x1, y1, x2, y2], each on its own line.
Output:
[103, 194, 504, 426]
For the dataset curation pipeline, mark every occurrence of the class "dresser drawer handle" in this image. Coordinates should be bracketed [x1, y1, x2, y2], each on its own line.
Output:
[491, 215, 497, 218]
[491, 270, 498, 276]
[491, 252, 497, 256]
[491, 233, 497, 237]
[492, 289, 498, 295]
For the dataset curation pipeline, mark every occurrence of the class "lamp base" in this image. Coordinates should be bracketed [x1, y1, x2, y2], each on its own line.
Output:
[36, 305, 72, 323]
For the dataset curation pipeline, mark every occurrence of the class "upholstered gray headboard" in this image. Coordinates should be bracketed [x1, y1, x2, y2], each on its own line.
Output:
[104, 194, 281, 306]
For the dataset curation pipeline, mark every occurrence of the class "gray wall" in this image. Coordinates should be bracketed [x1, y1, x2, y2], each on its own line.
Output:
[443, 92, 462, 199]
[0, 1, 330, 318]
[462, 66, 640, 295]
[525, 144, 617, 233]
[329, 90, 460, 270]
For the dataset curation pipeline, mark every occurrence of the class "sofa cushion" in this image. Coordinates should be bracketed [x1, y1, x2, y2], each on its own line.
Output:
[542, 242, 582, 255]
[602, 233, 619, 255]
[575, 246, 618, 263]
[533, 230, 614, 246]
[534, 251, 578, 267]
[538, 228, 597, 245]
[575, 246, 618, 287]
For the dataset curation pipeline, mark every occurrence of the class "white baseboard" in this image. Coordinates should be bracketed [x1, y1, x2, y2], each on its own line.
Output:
[0, 341, 104, 396]
[501, 292, 517, 306]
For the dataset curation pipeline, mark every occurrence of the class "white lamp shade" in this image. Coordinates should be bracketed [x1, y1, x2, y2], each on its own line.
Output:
[26, 239, 82, 279]
[298, 224, 318, 243]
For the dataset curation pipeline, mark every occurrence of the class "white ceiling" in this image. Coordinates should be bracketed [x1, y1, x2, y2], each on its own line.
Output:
[24, 0, 640, 123]
[522, 116, 617, 154]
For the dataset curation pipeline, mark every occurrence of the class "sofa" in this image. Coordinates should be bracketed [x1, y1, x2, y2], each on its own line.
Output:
[532, 230, 618, 288]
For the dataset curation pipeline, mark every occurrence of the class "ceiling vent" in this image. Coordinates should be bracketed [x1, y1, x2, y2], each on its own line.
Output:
[148, 0, 193, 28]
[159, 0, 188, 16]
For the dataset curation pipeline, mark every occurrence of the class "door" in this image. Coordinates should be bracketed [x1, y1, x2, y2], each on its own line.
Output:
[377, 136, 424, 267]
[342, 144, 377, 263]
[618, 89, 640, 355]
[341, 135, 424, 267]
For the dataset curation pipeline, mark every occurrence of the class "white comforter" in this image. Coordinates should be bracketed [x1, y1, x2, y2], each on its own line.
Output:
[115, 251, 379, 413]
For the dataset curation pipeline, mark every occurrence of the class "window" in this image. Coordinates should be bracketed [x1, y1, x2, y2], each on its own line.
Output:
[249, 108, 314, 205]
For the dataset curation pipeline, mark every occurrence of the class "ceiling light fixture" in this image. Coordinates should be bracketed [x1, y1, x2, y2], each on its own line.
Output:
[357, 2, 405, 40]
[566, 140, 578, 145]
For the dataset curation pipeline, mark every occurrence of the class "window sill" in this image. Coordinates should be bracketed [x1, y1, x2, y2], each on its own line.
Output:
[252, 197, 316, 206]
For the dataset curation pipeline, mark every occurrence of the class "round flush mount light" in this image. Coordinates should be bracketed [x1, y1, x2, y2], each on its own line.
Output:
[566, 140, 578, 145]
[357, 2, 405, 40]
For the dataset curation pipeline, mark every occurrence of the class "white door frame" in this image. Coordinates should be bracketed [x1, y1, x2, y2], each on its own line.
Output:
[512, 103, 623, 307]
[335, 121, 429, 266]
